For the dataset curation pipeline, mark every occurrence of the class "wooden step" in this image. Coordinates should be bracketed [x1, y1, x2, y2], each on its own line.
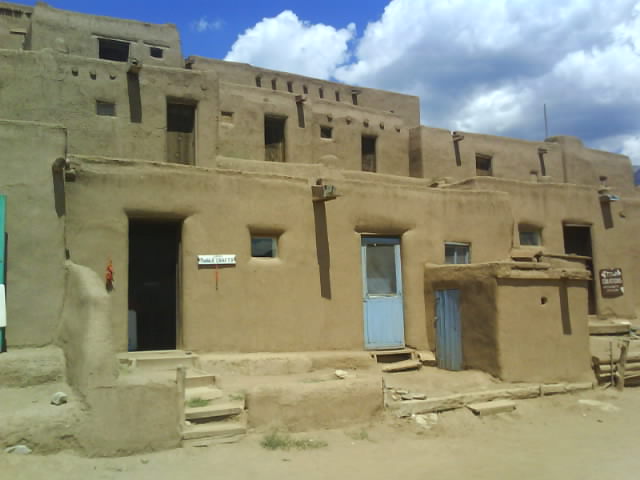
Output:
[381, 359, 422, 373]
[186, 401, 244, 421]
[118, 350, 198, 370]
[185, 386, 224, 403]
[182, 421, 246, 441]
[589, 319, 631, 335]
[185, 369, 216, 388]
[371, 348, 416, 363]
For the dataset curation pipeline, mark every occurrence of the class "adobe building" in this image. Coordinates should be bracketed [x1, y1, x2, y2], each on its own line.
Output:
[1, 1, 639, 453]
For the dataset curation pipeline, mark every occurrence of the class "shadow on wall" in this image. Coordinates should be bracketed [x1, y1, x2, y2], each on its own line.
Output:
[51, 159, 65, 217]
[559, 281, 572, 335]
[313, 202, 331, 299]
[600, 201, 614, 229]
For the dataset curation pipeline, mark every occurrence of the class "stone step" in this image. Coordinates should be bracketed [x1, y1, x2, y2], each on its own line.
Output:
[467, 399, 516, 416]
[416, 351, 436, 366]
[381, 359, 422, 373]
[182, 421, 247, 441]
[185, 401, 244, 421]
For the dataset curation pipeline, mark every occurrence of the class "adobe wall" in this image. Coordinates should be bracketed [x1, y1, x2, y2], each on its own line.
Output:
[217, 81, 411, 175]
[63, 157, 514, 353]
[0, 120, 67, 346]
[456, 178, 637, 319]
[0, 2, 32, 50]
[0, 50, 218, 166]
[28, 3, 183, 67]
[424, 264, 500, 376]
[189, 57, 421, 126]
[496, 277, 592, 383]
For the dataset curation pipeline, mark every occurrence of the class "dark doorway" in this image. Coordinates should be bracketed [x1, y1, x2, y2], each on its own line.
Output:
[361, 135, 377, 172]
[167, 100, 196, 165]
[128, 220, 181, 351]
[563, 224, 595, 314]
[264, 115, 286, 162]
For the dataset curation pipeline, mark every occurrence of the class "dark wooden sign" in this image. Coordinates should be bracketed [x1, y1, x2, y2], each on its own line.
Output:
[599, 268, 624, 297]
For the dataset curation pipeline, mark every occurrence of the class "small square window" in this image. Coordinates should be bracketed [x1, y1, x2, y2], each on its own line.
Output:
[519, 227, 542, 246]
[445, 242, 470, 264]
[251, 236, 277, 258]
[150, 47, 164, 58]
[476, 154, 493, 176]
[320, 126, 333, 139]
[96, 100, 116, 116]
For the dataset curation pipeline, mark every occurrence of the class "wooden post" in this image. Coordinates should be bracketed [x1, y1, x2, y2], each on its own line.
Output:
[176, 366, 186, 433]
[616, 339, 629, 391]
[609, 341, 614, 386]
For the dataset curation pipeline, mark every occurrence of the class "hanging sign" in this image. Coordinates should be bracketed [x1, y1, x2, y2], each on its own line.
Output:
[599, 268, 623, 297]
[197, 254, 236, 266]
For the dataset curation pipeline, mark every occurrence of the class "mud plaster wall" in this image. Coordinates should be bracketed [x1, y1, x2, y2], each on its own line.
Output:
[28, 3, 183, 68]
[0, 120, 66, 346]
[496, 278, 592, 383]
[424, 264, 500, 376]
[217, 81, 410, 176]
[62, 157, 514, 353]
[458, 178, 638, 319]
[0, 50, 218, 166]
[189, 56, 421, 126]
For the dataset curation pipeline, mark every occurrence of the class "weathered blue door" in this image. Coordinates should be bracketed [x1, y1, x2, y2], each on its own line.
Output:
[361, 237, 405, 349]
[435, 289, 462, 370]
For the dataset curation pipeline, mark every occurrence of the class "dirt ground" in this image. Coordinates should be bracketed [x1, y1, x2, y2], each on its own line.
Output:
[2, 387, 640, 480]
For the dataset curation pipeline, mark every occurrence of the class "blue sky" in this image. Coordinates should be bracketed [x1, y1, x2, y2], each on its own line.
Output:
[23, 1, 640, 166]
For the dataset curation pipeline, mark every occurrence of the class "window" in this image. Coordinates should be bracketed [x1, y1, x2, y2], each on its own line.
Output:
[320, 126, 332, 139]
[335, 91, 340, 102]
[445, 243, 470, 264]
[519, 226, 542, 246]
[271, 79, 277, 90]
[318, 87, 324, 99]
[475, 154, 493, 176]
[287, 81, 293, 93]
[149, 47, 163, 59]
[264, 116, 286, 162]
[352, 93, 358, 105]
[96, 100, 116, 116]
[251, 236, 277, 258]
[255, 76, 262, 88]
[303, 85, 308, 94]
[98, 38, 129, 62]
[361, 135, 377, 172]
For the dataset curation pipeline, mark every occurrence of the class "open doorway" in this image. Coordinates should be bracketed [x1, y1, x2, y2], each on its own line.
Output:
[563, 224, 595, 314]
[128, 220, 181, 351]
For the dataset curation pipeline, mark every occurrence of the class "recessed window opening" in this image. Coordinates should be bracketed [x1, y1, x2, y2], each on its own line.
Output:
[221, 111, 234, 120]
[475, 154, 493, 176]
[149, 47, 163, 58]
[335, 91, 340, 101]
[318, 87, 324, 99]
[167, 102, 196, 133]
[361, 135, 377, 172]
[541, 296, 548, 305]
[251, 236, 278, 258]
[265, 115, 286, 162]
[444, 242, 470, 264]
[255, 76, 262, 88]
[98, 38, 130, 62]
[352, 93, 358, 105]
[271, 78, 277, 90]
[320, 126, 333, 139]
[167, 101, 197, 165]
[96, 100, 116, 116]
[303, 85, 308, 94]
[519, 226, 542, 246]
[287, 81, 293, 93]
[599, 175, 608, 186]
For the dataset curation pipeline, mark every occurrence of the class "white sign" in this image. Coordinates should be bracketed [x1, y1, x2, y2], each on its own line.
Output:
[0, 285, 6, 328]
[197, 254, 236, 266]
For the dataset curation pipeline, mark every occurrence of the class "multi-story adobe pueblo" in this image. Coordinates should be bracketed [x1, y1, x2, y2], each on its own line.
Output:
[1, 2, 639, 454]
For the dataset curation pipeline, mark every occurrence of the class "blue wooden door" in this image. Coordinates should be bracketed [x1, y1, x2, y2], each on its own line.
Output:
[435, 289, 462, 370]
[362, 237, 405, 349]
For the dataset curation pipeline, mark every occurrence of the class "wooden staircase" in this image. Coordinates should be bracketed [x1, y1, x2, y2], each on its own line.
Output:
[182, 368, 247, 444]
[118, 351, 247, 444]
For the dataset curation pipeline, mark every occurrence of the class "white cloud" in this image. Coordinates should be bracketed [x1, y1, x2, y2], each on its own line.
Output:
[225, 11, 355, 79]
[191, 16, 223, 33]
[223, 0, 640, 164]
